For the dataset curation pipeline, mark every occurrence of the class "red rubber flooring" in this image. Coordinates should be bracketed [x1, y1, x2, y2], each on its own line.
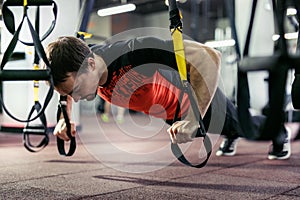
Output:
[1, 113, 300, 199]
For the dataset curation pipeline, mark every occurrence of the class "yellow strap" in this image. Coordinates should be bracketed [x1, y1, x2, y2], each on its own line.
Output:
[23, 0, 28, 15]
[33, 64, 39, 102]
[170, 9, 187, 82]
[77, 31, 93, 39]
[171, 28, 187, 81]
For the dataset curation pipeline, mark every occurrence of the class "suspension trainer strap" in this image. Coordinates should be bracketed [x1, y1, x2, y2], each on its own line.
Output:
[225, 0, 261, 140]
[54, 0, 94, 156]
[168, 0, 212, 168]
[2, 0, 57, 46]
[262, 0, 289, 138]
[23, 6, 50, 152]
[229, 0, 289, 140]
[56, 95, 76, 156]
[0, 0, 55, 123]
[237, 0, 259, 139]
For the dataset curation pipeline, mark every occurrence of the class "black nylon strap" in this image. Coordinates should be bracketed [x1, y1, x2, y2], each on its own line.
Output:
[225, 0, 241, 58]
[171, 82, 212, 168]
[237, 0, 259, 140]
[23, 101, 49, 152]
[56, 96, 76, 156]
[168, 0, 211, 168]
[22, 5, 49, 153]
[261, 0, 289, 138]
[2, 0, 57, 46]
[0, 3, 54, 123]
[172, 88, 184, 123]
[229, 0, 291, 140]
[0, 14, 24, 70]
[224, 0, 262, 140]
[171, 134, 212, 168]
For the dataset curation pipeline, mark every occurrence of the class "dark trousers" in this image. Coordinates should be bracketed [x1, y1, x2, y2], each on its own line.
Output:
[205, 88, 287, 146]
[167, 88, 287, 146]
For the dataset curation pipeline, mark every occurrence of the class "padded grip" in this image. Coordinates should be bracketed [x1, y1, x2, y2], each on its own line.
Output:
[4, 0, 53, 6]
[0, 69, 51, 81]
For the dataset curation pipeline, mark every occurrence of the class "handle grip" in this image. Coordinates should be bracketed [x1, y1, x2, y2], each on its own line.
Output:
[0, 69, 51, 81]
[3, 0, 53, 6]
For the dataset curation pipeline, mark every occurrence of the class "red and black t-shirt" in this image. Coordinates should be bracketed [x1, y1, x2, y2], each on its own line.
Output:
[91, 37, 190, 120]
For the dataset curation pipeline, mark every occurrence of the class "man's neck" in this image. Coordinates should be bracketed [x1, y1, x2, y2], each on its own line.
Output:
[95, 54, 108, 86]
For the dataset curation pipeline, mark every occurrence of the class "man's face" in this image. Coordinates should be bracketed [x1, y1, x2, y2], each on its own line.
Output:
[56, 70, 98, 102]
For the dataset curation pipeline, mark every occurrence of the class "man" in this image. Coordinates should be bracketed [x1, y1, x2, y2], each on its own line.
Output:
[48, 36, 291, 160]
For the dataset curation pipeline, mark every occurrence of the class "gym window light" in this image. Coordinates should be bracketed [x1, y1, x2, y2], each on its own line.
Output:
[205, 39, 236, 48]
[286, 8, 297, 16]
[165, 0, 187, 6]
[97, 3, 136, 17]
[272, 32, 298, 41]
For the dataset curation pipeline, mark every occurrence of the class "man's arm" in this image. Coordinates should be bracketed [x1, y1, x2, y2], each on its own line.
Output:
[168, 40, 221, 144]
[184, 40, 221, 117]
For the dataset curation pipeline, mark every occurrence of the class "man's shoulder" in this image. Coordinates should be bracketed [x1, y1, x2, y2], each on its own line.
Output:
[91, 36, 171, 51]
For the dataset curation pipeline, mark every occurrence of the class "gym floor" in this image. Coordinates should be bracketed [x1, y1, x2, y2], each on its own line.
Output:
[1, 113, 300, 199]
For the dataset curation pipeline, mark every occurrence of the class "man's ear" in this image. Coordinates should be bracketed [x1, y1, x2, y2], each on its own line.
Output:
[87, 57, 96, 71]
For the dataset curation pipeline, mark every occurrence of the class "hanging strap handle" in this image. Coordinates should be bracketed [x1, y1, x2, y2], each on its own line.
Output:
[23, 5, 50, 153]
[56, 95, 76, 156]
[228, 0, 289, 140]
[225, 0, 260, 140]
[224, 0, 262, 139]
[23, 101, 49, 152]
[168, 0, 212, 168]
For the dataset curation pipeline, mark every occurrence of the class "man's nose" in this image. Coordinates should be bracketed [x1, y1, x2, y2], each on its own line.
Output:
[72, 95, 80, 102]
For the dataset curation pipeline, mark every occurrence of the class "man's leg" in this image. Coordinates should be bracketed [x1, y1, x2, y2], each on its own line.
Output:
[268, 124, 291, 160]
[203, 88, 242, 156]
[202, 88, 243, 135]
[209, 88, 291, 159]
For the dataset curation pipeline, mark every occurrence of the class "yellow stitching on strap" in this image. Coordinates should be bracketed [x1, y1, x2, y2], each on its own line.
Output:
[33, 64, 39, 102]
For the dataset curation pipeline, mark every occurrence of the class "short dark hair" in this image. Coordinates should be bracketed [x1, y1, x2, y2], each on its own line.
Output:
[46, 36, 91, 86]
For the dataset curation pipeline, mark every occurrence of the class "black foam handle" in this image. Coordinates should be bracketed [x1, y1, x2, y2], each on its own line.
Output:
[4, 0, 53, 6]
[0, 69, 51, 81]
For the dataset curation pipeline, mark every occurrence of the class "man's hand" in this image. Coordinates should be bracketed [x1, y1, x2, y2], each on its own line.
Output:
[167, 120, 199, 144]
[54, 118, 76, 141]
